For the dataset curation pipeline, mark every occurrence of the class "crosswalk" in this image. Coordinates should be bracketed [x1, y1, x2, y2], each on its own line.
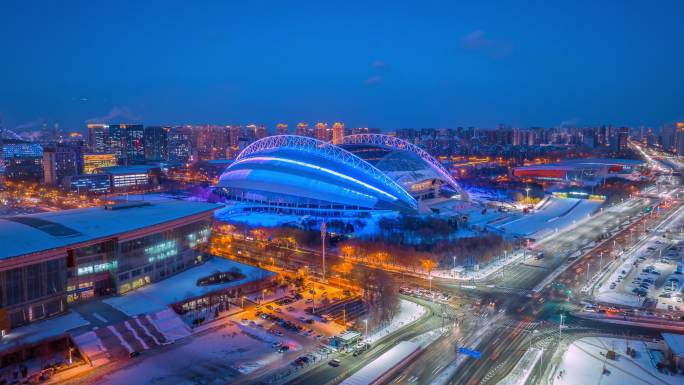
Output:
[79, 315, 170, 360]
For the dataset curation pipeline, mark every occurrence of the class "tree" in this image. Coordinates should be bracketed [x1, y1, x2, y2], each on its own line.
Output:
[355, 269, 399, 332]
[421, 258, 437, 277]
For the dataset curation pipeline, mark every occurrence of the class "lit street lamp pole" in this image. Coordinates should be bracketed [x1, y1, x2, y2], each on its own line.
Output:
[321, 221, 327, 282]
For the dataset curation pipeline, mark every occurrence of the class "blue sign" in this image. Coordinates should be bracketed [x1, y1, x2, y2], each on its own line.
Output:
[458, 347, 481, 359]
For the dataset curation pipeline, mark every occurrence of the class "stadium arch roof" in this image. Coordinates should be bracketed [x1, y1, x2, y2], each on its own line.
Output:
[341, 134, 468, 199]
[220, 135, 419, 212]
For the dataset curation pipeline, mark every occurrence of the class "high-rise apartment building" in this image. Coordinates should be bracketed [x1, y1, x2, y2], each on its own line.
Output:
[332, 122, 345, 144]
[296, 122, 310, 137]
[315, 122, 329, 142]
[168, 126, 192, 162]
[276, 123, 288, 135]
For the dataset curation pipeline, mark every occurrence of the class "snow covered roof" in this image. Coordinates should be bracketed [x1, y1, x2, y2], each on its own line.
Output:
[0, 200, 219, 260]
[0, 311, 88, 354]
[101, 165, 158, 174]
[662, 333, 684, 356]
[104, 257, 275, 316]
[339, 340, 420, 385]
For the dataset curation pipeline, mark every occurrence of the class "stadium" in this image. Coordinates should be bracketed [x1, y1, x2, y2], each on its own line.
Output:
[216, 135, 467, 217]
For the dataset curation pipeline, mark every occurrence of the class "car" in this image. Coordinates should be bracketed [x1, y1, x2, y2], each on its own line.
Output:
[328, 359, 341, 367]
[287, 306, 295, 311]
[306, 299, 314, 304]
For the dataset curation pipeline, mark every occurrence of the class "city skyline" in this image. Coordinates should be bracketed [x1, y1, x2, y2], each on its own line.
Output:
[2, 0, 684, 131]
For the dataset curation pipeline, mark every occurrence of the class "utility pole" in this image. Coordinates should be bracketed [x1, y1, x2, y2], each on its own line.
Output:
[320, 221, 327, 282]
[586, 262, 590, 283]
[559, 313, 564, 341]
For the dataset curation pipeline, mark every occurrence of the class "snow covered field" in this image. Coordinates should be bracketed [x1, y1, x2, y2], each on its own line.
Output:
[553, 336, 684, 385]
[367, 299, 426, 344]
[496, 197, 601, 237]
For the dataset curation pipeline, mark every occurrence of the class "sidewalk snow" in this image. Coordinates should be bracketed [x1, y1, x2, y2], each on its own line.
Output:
[553, 336, 684, 385]
[146, 309, 191, 342]
[496, 348, 542, 385]
[366, 299, 426, 344]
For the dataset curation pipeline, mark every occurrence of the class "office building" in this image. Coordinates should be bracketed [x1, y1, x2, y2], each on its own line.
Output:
[0, 200, 218, 331]
[61, 173, 112, 194]
[43, 143, 82, 186]
[144, 126, 169, 161]
[87, 124, 110, 153]
[83, 153, 117, 174]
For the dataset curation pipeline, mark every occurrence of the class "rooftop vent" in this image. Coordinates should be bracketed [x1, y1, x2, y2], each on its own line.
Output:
[104, 201, 152, 211]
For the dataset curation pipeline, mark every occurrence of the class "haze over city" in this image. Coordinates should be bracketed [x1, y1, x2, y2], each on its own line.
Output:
[2, 0, 684, 131]
[3, 2, 684, 385]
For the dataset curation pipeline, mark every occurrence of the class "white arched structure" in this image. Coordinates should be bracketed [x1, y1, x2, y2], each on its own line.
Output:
[232, 135, 418, 210]
[341, 134, 468, 200]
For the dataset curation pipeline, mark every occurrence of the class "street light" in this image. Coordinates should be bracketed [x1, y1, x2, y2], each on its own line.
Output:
[364, 319, 368, 341]
[525, 187, 531, 203]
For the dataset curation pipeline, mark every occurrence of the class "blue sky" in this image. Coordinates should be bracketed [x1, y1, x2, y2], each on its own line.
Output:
[1, 0, 683, 131]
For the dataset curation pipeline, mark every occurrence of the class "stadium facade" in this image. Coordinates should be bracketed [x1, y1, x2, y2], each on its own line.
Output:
[216, 135, 467, 216]
[511, 158, 644, 187]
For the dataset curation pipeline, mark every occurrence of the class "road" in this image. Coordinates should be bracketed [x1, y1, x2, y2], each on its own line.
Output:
[281, 296, 453, 385]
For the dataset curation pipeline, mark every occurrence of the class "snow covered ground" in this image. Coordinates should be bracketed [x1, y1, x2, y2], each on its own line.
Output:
[97, 319, 306, 385]
[366, 299, 426, 344]
[495, 197, 601, 238]
[553, 336, 684, 385]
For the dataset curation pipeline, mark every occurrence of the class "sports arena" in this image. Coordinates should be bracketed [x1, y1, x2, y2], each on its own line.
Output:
[216, 135, 467, 216]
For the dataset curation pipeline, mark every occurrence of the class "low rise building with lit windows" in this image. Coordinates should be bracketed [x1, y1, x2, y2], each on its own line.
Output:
[83, 153, 117, 174]
[0, 200, 218, 332]
[101, 165, 160, 191]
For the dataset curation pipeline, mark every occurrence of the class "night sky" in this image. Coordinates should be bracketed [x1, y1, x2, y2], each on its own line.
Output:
[1, 0, 683, 131]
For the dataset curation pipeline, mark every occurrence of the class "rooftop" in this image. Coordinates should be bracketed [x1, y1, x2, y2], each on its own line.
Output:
[662, 333, 684, 356]
[0, 200, 220, 260]
[101, 165, 159, 174]
[103, 257, 275, 316]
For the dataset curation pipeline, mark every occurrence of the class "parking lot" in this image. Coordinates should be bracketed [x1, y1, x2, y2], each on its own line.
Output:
[596, 232, 684, 309]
